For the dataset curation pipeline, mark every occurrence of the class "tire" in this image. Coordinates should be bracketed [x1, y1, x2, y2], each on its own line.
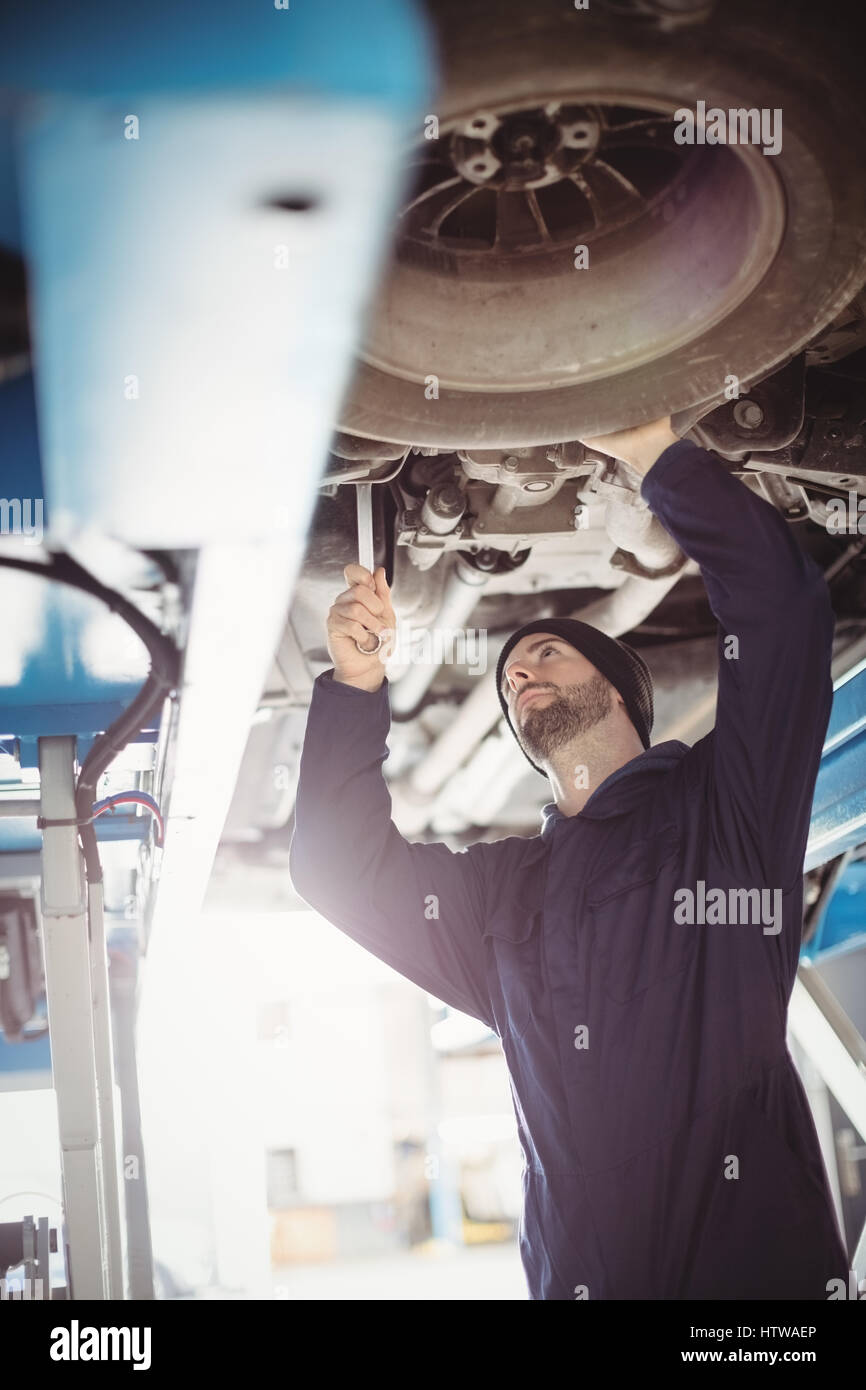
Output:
[337, 0, 866, 447]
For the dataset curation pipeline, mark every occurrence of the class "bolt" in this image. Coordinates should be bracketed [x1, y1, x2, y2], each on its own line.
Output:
[733, 400, 764, 430]
[503, 455, 520, 471]
[826, 426, 843, 441]
[476, 520, 486, 531]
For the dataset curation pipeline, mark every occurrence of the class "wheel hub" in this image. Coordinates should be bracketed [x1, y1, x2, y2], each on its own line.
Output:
[452, 106, 601, 190]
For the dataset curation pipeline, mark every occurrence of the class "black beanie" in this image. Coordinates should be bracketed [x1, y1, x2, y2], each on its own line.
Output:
[495, 618, 654, 777]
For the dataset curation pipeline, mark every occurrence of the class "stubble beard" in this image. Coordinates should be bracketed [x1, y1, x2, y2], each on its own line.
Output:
[516, 674, 614, 764]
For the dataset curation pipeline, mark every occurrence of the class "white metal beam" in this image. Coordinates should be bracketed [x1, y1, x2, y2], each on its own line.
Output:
[38, 736, 108, 1298]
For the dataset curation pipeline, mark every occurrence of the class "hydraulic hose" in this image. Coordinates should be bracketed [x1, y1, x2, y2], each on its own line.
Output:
[0, 553, 181, 881]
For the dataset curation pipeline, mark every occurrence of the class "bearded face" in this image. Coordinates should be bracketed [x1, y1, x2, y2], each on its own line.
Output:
[515, 673, 614, 765]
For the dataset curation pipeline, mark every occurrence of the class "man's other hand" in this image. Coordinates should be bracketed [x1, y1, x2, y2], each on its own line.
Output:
[578, 415, 680, 477]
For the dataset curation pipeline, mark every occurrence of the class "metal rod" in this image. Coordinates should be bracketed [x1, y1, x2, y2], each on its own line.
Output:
[356, 482, 374, 574]
[111, 954, 156, 1300]
[88, 879, 125, 1297]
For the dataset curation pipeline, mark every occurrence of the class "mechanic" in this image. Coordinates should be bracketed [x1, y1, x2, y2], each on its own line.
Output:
[289, 415, 851, 1300]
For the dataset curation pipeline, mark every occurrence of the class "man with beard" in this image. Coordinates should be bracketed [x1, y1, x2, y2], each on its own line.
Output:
[290, 415, 850, 1301]
[495, 628, 648, 815]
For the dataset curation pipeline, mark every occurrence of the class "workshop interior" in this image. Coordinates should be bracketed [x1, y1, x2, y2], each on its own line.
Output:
[1, 0, 865, 1301]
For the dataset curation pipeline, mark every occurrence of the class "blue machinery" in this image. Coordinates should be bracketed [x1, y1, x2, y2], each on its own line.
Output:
[0, 0, 431, 1298]
[807, 656, 866, 874]
[795, 657, 866, 1284]
[1, 0, 864, 1301]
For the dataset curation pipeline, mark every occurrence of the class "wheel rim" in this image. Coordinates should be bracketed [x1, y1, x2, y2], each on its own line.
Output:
[361, 96, 786, 392]
[402, 102, 694, 260]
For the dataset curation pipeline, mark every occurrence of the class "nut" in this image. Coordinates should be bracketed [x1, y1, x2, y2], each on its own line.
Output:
[733, 400, 765, 430]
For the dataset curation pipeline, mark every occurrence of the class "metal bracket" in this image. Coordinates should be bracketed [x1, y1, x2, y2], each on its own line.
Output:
[683, 355, 807, 460]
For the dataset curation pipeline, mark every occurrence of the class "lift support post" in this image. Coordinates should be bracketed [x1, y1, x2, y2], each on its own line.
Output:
[38, 736, 122, 1299]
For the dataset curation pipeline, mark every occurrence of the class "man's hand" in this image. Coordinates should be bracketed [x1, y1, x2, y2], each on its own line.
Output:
[327, 564, 397, 692]
[578, 415, 680, 477]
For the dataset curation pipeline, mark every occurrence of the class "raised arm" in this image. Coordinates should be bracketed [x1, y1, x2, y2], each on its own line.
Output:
[289, 564, 497, 1029]
[582, 421, 835, 891]
[643, 441, 834, 890]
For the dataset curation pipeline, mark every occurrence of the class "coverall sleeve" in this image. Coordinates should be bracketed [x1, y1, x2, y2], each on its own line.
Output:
[289, 669, 497, 1030]
[641, 440, 835, 891]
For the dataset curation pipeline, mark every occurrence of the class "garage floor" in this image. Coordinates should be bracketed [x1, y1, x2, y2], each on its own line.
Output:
[272, 1242, 527, 1301]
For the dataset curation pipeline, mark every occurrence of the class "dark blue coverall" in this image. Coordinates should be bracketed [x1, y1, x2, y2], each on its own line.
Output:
[289, 440, 850, 1299]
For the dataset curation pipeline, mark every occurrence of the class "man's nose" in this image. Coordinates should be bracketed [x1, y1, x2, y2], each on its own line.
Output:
[508, 665, 541, 698]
